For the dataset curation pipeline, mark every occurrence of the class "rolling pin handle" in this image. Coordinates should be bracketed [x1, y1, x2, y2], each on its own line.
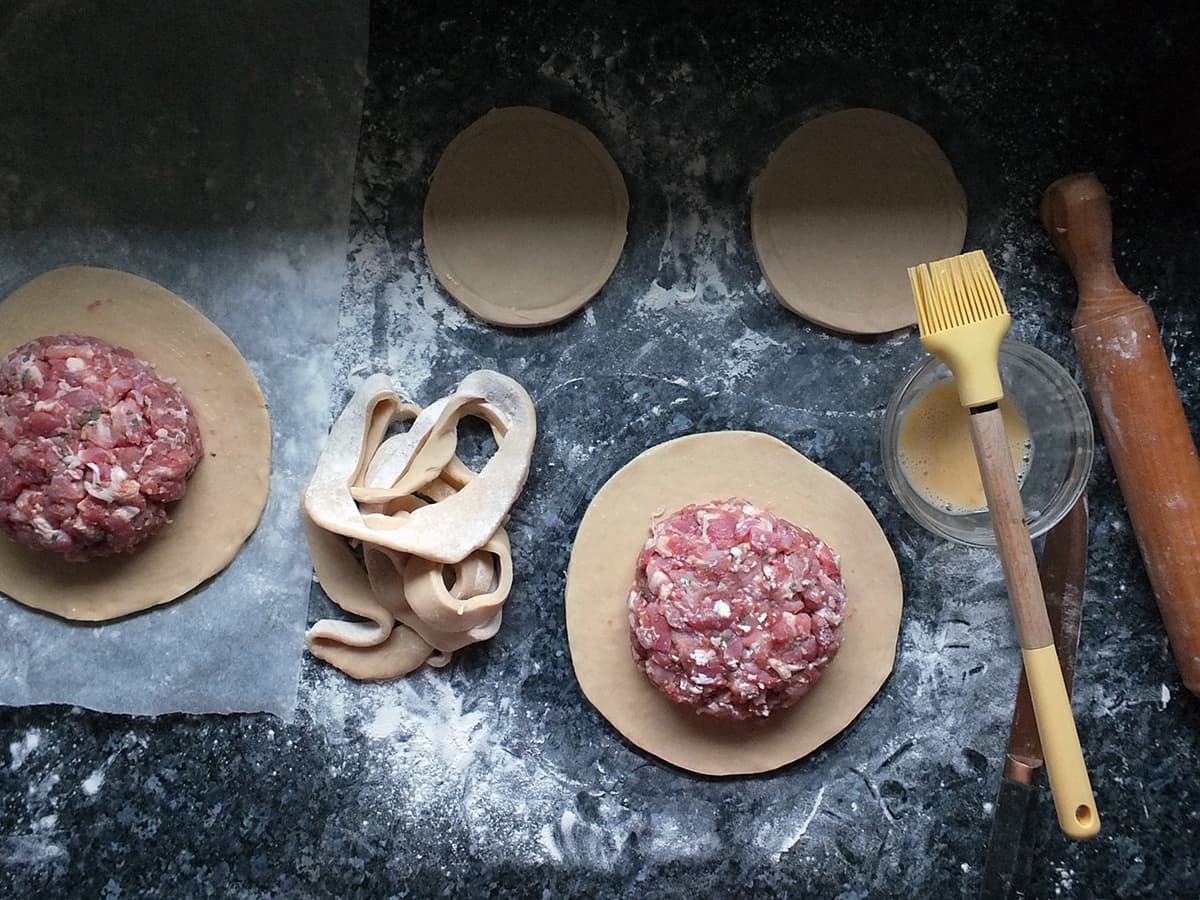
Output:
[1041, 174, 1128, 303]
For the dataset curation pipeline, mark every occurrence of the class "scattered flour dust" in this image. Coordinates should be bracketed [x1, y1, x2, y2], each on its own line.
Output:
[381, 243, 471, 397]
[4, 728, 69, 874]
[632, 210, 738, 317]
[726, 328, 781, 381]
[9, 729, 40, 770]
[81, 768, 105, 796]
[1056, 866, 1075, 895]
[636, 279, 678, 312]
[304, 667, 734, 870]
[298, 522, 1012, 878]
[757, 785, 827, 863]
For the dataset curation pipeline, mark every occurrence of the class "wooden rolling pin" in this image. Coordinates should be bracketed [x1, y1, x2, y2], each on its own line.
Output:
[1042, 173, 1200, 695]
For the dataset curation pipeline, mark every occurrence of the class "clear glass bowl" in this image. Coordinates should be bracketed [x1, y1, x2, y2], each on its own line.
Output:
[881, 340, 1094, 547]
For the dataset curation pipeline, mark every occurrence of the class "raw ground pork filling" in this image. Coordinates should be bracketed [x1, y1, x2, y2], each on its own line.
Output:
[628, 498, 846, 719]
[0, 334, 203, 561]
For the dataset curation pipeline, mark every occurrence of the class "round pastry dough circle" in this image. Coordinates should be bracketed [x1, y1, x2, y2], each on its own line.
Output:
[423, 106, 629, 328]
[751, 108, 967, 334]
[0, 266, 271, 621]
[565, 431, 903, 776]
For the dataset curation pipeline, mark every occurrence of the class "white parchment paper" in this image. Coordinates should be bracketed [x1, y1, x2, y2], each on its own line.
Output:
[0, 0, 368, 718]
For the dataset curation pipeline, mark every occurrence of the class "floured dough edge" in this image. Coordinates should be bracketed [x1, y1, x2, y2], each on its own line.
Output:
[565, 431, 903, 777]
[423, 106, 629, 328]
[0, 266, 271, 621]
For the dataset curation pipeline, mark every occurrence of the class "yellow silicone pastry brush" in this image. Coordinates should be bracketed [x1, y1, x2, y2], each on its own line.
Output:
[908, 249, 1100, 840]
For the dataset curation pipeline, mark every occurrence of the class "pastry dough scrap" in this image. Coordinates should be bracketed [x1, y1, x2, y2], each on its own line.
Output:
[303, 370, 535, 681]
[308, 370, 535, 564]
[403, 529, 512, 633]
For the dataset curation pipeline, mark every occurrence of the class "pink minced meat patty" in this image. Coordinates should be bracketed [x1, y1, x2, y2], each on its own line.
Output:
[628, 498, 846, 720]
[0, 334, 203, 561]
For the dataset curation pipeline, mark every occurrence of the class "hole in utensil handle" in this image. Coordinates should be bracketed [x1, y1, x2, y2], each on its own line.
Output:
[1075, 804, 1095, 827]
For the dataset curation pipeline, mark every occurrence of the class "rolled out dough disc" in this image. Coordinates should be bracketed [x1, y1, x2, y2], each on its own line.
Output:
[423, 106, 629, 328]
[0, 266, 271, 621]
[751, 108, 967, 334]
[565, 431, 903, 776]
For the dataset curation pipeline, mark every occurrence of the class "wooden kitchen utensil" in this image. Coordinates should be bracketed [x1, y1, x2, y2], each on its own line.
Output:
[1042, 173, 1200, 697]
[909, 250, 1099, 840]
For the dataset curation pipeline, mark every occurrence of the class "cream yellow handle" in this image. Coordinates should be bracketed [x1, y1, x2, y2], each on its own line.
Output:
[1023, 645, 1100, 839]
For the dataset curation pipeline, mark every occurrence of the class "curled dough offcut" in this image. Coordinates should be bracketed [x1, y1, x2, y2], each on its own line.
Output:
[302, 370, 535, 681]
[309, 369, 535, 564]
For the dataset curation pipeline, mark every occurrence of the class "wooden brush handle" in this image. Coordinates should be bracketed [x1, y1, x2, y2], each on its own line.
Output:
[970, 405, 1098, 839]
[1043, 173, 1200, 696]
[969, 406, 1052, 650]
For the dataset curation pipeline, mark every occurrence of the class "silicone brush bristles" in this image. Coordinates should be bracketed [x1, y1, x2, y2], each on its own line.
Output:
[908, 249, 1012, 408]
[910, 249, 1008, 335]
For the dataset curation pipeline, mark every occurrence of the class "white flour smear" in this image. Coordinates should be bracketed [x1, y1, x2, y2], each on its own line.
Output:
[303, 668, 729, 869]
[300, 537, 1018, 877]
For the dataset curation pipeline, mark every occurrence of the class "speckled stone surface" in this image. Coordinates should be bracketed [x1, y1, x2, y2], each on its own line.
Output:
[4, 1, 1200, 897]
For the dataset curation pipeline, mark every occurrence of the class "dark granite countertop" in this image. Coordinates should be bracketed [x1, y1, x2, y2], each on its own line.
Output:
[4, 1, 1200, 897]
